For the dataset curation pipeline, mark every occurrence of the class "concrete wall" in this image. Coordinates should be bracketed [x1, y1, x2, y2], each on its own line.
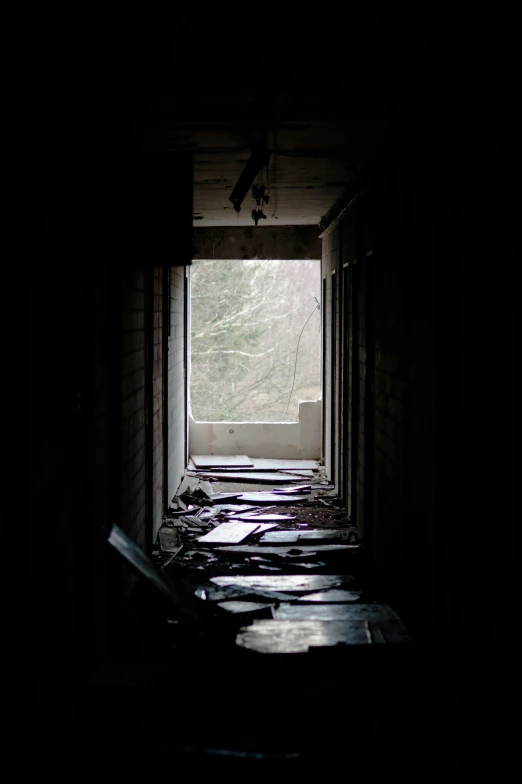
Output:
[319, 107, 515, 673]
[189, 400, 321, 459]
[167, 265, 188, 508]
[321, 168, 438, 639]
[193, 225, 321, 260]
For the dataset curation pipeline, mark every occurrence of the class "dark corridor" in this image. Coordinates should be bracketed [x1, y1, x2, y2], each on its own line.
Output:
[14, 10, 514, 774]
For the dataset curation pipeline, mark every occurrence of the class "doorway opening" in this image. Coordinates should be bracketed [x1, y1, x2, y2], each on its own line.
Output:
[188, 259, 321, 459]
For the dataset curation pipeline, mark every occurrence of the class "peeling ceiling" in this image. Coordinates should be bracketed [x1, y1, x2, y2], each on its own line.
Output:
[109, 26, 434, 228]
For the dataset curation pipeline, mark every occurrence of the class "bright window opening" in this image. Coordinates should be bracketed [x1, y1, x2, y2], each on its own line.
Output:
[190, 259, 321, 422]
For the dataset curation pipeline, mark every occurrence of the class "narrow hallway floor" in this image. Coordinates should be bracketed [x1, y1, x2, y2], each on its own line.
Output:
[75, 457, 470, 771]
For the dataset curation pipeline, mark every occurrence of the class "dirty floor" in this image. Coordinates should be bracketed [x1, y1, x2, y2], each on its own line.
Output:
[76, 459, 470, 772]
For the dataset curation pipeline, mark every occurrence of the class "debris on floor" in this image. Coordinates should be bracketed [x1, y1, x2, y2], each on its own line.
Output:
[272, 484, 312, 494]
[196, 522, 262, 544]
[217, 601, 274, 614]
[143, 456, 412, 655]
[213, 544, 356, 557]
[271, 603, 400, 622]
[237, 492, 310, 503]
[186, 471, 308, 484]
[296, 589, 363, 603]
[236, 619, 371, 653]
[259, 529, 356, 543]
[188, 456, 319, 472]
[191, 454, 254, 468]
[233, 513, 296, 521]
[158, 527, 180, 553]
[210, 574, 353, 592]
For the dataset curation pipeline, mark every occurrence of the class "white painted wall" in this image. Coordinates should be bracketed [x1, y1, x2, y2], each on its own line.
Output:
[189, 400, 321, 459]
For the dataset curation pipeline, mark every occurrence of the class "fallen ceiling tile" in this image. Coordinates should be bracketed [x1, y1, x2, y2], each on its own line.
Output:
[260, 530, 357, 544]
[211, 574, 351, 592]
[248, 523, 279, 533]
[271, 603, 399, 622]
[217, 601, 273, 614]
[181, 515, 207, 526]
[234, 513, 296, 521]
[211, 492, 245, 501]
[278, 470, 315, 478]
[174, 475, 199, 498]
[214, 544, 355, 556]
[248, 458, 320, 471]
[238, 493, 309, 504]
[167, 505, 196, 516]
[236, 619, 369, 653]
[187, 471, 306, 484]
[296, 588, 361, 603]
[191, 454, 254, 468]
[196, 522, 261, 544]
[195, 584, 298, 602]
[201, 503, 259, 516]
[272, 485, 312, 494]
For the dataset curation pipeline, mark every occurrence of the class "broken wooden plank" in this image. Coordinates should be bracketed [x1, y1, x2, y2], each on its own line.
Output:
[191, 454, 254, 468]
[215, 544, 356, 556]
[160, 545, 185, 566]
[186, 471, 306, 484]
[190, 458, 318, 473]
[174, 475, 200, 499]
[271, 603, 399, 622]
[210, 492, 244, 502]
[272, 484, 311, 494]
[259, 530, 357, 544]
[248, 458, 320, 471]
[181, 515, 208, 526]
[217, 601, 273, 614]
[196, 522, 261, 544]
[107, 525, 205, 629]
[199, 504, 259, 518]
[195, 584, 296, 602]
[248, 523, 279, 533]
[236, 619, 369, 653]
[211, 574, 351, 592]
[167, 504, 196, 516]
[276, 469, 315, 478]
[235, 513, 296, 521]
[197, 480, 214, 498]
[212, 504, 259, 522]
[296, 588, 361, 603]
[238, 493, 309, 504]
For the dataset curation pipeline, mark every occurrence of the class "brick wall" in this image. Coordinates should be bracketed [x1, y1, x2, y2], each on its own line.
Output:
[152, 267, 164, 542]
[120, 269, 147, 550]
[119, 265, 188, 549]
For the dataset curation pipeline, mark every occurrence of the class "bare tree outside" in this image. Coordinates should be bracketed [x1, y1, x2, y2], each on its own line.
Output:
[190, 259, 321, 422]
